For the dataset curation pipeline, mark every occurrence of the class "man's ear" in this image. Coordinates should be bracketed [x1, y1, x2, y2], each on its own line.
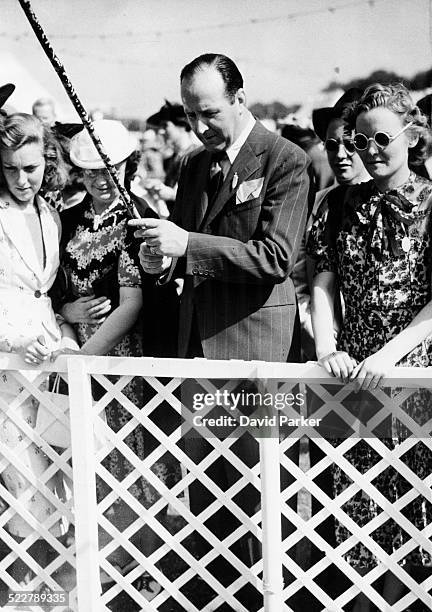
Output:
[236, 88, 247, 108]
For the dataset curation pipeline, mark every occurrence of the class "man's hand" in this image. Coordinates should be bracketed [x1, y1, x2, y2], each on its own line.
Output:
[138, 244, 172, 275]
[60, 295, 111, 325]
[129, 218, 189, 257]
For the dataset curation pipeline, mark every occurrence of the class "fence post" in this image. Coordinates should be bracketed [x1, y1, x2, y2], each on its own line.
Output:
[67, 356, 101, 611]
[259, 371, 284, 612]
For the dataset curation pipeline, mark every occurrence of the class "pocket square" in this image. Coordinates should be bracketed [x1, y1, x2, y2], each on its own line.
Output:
[236, 177, 264, 205]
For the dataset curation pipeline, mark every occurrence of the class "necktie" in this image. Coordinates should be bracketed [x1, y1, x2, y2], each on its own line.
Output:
[207, 152, 227, 205]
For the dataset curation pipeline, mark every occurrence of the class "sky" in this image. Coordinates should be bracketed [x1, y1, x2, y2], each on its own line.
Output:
[0, 0, 431, 121]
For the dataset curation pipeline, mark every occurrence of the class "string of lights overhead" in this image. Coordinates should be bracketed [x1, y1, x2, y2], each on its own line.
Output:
[1, 0, 399, 43]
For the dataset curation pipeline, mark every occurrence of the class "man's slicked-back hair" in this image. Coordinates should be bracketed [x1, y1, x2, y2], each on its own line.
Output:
[180, 53, 243, 101]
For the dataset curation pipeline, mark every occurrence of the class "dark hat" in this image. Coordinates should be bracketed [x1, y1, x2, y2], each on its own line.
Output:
[0, 83, 15, 108]
[147, 100, 188, 129]
[281, 124, 317, 150]
[312, 88, 363, 141]
[52, 121, 84, 139]
[417, 93, 432, 124]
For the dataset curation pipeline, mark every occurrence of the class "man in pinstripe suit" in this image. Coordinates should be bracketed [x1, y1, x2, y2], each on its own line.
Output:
[131, 55, 311, 588]
[132, 53, 311, 362]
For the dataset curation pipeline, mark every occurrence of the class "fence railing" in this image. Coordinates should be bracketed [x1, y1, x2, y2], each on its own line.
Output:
[0, 353, 431, 611]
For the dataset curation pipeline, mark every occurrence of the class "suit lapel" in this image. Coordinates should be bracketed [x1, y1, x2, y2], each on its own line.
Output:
[202, 122, 265, 228]
[0, 196, 55, 281]
[0, 203, 42, 278]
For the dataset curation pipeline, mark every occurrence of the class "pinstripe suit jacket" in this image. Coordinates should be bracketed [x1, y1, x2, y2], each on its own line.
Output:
[172, 120, 311, 361]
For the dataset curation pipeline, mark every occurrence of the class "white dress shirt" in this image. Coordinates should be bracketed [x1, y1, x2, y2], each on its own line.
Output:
[219, 111, 256, 178]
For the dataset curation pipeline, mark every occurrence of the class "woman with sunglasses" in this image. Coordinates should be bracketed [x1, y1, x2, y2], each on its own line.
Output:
[308, 83, 432, 609]
[295, 89, 370, 361]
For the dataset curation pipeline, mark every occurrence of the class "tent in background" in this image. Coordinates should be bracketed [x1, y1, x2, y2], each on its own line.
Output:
[0, 52, 79, 121]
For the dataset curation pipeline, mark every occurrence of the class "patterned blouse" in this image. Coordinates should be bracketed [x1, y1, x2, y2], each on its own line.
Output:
[61, 194, 142, 355]
[307, 172, 432, 363]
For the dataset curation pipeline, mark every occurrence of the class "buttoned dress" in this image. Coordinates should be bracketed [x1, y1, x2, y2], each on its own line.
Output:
[0, 195, 65, 538]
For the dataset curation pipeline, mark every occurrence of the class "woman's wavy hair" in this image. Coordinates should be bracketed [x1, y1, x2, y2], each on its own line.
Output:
[0, 113, 68, 191]
[344, 83, 431, 167]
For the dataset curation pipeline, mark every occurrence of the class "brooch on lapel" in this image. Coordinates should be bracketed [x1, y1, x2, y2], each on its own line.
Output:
[231, 172, 239, 190]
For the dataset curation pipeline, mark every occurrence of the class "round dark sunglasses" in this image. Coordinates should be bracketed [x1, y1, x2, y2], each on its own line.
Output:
[353, 122, 413, 151]
[324, 137, 356, 154]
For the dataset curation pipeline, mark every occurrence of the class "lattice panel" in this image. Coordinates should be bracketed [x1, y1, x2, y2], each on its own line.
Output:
[90, 372, 266, 612]
[0, 367, 75, 612]
[277, 378, 432, 612]
[3, 356, 432, 612]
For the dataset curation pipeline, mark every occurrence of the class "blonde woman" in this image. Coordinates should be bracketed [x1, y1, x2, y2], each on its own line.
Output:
[0, 113, 77, 582]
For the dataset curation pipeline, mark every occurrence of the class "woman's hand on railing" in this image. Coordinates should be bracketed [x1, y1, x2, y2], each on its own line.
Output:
[349, 350, 395, 391]
[318, 350, 357, 383]
[15, 335, 51, 365]
[60, 295, 111, 325]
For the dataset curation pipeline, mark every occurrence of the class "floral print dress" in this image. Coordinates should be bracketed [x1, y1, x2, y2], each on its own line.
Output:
[307, 173, 432, 570]
[61, 196, 178, 558]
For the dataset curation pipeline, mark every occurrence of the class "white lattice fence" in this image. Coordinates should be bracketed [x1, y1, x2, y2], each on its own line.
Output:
[0, 355, 432, 612]
[0, 356, 75, 612]
[274, 367, 432, 612]
[67, 357, 279, 612]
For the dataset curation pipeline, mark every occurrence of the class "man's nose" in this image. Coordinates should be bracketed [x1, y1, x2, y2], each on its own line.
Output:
[196, 118, 208, 136]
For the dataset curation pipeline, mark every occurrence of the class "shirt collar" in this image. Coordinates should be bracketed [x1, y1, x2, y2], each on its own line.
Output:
[224, 111, 256, 165]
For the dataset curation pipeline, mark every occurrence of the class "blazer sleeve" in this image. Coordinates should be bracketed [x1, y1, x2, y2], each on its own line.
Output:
[185, 142, 310, 284]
